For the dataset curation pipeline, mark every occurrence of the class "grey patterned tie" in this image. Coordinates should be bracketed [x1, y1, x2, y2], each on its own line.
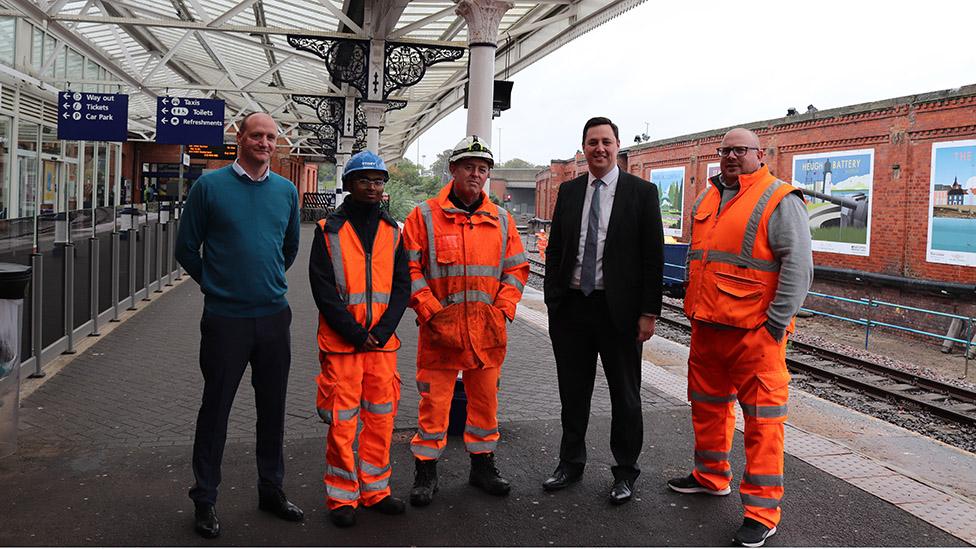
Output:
[580, 179, 604, 296]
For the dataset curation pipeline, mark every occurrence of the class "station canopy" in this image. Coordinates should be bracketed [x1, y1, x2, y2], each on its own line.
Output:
[3, 0, 644, 161]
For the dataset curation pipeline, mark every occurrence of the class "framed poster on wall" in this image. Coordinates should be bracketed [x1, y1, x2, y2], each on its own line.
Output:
[927, 140, 976, 267]
[791, 149, 874, 256]
[649, 167, 685, 237]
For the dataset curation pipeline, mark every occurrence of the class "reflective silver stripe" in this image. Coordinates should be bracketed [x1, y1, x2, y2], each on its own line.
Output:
[464, 424, 499, 438]
[497, 205, 509, 274]
[337, 406, 360, 421]
[411, 443, 444, 459]
[694, 459, 733, 478]
[326, 485, 360, 501]
[372, 292, 390, 305]
[407, 249, 423, 262]
[739, 403, 788, 418]
[741, 180, 784, 258]
[690, 390, 737, 404]
[694, 449, 730, 462]
[416, 380, 430, 394]
[327, 231, 348, 303]
[361, 399, 394, 415]
[391, 225, 401, 257]
[418, 202, 441, 279]
[361, 478, 390, 492]
[431, 264, 499, 279]
[325, 464, 357, 481]
[465, 440, 498, 453]
[706, 250, 780, 272]
[440, 290, 493, 307]
[691, 189, 710, 219]
[360, 459, 391, 477]
[687, 248, 705, 261]
[503, 252, 526, 269]
[743, 473, 784, 487]
[411, 278, 429, 294]
[317, 407, 332, 424]
[740, 493, 781, 509]
[346, 292, 368, 305]
[501, 274, 524, 292]
[416, 428, 445, 441]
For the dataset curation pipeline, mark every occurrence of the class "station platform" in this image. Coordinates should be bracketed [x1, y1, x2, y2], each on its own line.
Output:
[1, 225, 974, 547]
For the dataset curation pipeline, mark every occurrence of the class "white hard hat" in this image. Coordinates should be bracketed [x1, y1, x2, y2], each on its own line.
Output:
[449, 135, 494, 166]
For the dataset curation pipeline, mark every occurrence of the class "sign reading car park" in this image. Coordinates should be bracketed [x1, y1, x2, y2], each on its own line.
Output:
[187, 144, 237, 160]
[155, 96, 225, 145]
[57, 91, 129, 142]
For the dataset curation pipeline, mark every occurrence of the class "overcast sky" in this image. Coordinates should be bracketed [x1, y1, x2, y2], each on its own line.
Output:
[405, 0, 976, 168]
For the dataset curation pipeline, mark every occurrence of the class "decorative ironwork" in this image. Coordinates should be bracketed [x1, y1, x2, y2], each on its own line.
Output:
[299, 123, 338, 152]
[386, 99, 408, 112]
[384, 42, 464, 99]
[292, 95, 345, 131]
[287, 35, 370, 98]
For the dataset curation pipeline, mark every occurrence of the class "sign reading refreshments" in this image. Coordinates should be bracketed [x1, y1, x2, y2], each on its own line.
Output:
[155, 96, 225, 145]
[57, 91, 129, 142]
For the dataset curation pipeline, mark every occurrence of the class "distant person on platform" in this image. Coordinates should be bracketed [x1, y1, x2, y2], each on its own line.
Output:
[542, 116, 664, 505]
[309, 150, 410, 528]
[175, 112, 303, 539]
[668, 127, 812, 547]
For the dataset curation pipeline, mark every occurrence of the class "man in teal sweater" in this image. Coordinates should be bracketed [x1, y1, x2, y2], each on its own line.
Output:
[176, 112, 303, 539]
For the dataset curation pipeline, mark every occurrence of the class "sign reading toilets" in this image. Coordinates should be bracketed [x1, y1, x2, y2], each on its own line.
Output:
[649, 167, 685, 237]
[155, 96, 225, 145]
[57, 91, 129, 142]
[791, 149, 874, 256]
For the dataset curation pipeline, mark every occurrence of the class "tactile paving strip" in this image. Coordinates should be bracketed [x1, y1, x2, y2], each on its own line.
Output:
[515, 302, 976, 545]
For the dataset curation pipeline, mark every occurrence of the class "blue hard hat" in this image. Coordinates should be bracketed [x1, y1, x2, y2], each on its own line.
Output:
[343, 150, 388, 182]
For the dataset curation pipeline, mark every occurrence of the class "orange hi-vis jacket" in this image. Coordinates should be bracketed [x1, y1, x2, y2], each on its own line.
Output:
[402, 182, 529, 370]
[684, 165, 803, 330]
[316, 216, 402, 353]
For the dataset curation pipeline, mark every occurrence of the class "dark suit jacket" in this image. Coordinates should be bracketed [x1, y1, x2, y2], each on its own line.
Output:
[544, 170, 664, 336]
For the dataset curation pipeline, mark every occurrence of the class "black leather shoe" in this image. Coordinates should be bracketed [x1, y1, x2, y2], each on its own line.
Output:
[608, 479, 634, 505]
[542, 466, 583, 492]
[329, 505, 356, 528]
[194, 503, 220, 539]
[366, 495, 405, 515]
[258, 490, 305, 522]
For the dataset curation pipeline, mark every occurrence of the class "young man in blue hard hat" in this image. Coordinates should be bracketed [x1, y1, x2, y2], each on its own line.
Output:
[309, 150, 411, 528]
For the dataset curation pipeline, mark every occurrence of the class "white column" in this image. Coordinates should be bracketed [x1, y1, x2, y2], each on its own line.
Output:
[455, 0, 512, 144]
[361, 101, 386, 153]
[335, 136, 354, 195]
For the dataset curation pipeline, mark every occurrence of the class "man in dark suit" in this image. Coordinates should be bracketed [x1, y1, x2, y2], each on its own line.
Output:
[542, 116, 664, 504]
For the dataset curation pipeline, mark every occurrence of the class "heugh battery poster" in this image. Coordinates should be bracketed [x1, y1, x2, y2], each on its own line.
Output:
[927, 140, 976, 267]
[791, 149, 874, 256]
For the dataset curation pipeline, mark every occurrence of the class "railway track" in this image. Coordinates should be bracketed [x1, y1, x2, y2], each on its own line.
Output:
[528, 257, 546, 278]
[657, 302, 976, 426]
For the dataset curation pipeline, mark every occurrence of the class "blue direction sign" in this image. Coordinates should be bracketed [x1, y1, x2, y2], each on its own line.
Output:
[155, 96, 225, 145]
[57, 91, 129, 142]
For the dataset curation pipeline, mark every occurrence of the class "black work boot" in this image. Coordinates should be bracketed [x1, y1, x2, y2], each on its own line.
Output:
[469, 452, 511, 496]
[409, 458, 438, 507]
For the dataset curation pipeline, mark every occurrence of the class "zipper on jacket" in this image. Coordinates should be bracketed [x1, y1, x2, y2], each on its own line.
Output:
[365, 251, 373, 329]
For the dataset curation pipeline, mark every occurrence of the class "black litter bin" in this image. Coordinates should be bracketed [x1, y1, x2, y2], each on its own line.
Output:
[0, 263, 31, 459]
[447, 375, 467, 436]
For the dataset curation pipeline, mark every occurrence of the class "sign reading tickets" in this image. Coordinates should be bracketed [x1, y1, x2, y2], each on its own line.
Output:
[155, 96, 225, 145]
[57, 91, 129, 142]
[927, 140, 976, 267]
[791, 149, 874, 256]
[649, 167, 685, 237]
[187, 144, 237, 160]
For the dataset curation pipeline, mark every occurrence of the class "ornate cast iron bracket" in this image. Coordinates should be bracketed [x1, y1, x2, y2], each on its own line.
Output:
[384, 42, 464, 99]
[287, 35, 371, 98]
[292, 95, 345, 132]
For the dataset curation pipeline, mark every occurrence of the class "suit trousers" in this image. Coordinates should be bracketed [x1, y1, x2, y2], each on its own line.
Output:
[548, 290, 643, 482]
[189, 305, 292, 505]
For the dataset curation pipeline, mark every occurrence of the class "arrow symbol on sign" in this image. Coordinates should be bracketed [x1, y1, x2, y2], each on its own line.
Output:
[63, 113, 69, 119]
[63, 103, 70, 109]
[162, 108, 168, 114]
[162, 98, 169, 105]
[161, 118, 169, 124]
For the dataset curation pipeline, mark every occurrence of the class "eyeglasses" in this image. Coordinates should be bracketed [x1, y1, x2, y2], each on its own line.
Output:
[716, 146, 759, 157]
[354, 177, 386, 186]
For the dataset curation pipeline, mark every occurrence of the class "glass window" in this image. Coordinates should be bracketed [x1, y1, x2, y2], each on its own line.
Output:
[18, 121, 40, 218]
[0, 17, 15, 66]
[66, 48, 83, 85]
[41, 124, 59, 156]
[0, 116, 10, 219]
[83, 141, 94, 209]
[43, 34, 57, 77]
[31, 25, 43, 69]
[85, 59, 99, 92]
[97, 142, 108, 206]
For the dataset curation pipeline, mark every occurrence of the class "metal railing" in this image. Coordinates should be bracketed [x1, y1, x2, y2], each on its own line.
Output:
[1, 201, 183, 379]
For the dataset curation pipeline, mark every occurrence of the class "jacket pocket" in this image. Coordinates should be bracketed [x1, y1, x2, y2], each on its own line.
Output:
[434, 235, 460, 264]
[422, 303, 465, 349]
[695, 270, 767, 329]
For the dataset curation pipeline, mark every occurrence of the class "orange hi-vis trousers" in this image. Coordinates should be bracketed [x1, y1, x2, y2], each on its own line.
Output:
[316, 350, 400, 510]
[687, 321, 791, 529]
[410, 367, 500, 460]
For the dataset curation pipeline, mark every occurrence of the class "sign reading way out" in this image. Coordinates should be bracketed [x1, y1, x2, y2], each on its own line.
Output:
[155, 96, 225, 145]
[57, 91, 129, 142]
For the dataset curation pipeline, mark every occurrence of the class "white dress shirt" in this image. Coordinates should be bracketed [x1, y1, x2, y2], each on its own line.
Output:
[570, 164, 619, 290]
[232, 159, 270, 182]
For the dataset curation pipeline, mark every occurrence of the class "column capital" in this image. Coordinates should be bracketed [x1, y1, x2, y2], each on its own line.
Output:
[455, 0, 514, 47]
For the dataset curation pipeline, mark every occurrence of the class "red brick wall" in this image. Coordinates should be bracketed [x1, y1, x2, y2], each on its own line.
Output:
[535, 91, 976, 286]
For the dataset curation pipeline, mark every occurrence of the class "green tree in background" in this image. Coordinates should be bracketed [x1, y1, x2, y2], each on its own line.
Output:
[499, 158, 540, 169]
[386, 158, 440, 221]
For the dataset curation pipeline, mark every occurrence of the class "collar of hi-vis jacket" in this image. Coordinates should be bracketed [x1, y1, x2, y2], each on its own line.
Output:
[708, 164, 773, 195]
[434, 181, 499, 226]
[323, 200, 399, 234]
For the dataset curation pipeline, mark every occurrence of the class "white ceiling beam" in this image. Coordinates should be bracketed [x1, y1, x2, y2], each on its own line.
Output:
[140, 30, 192, 85]
[388, 5, 455, 40]
[242, 54, 296, 90]
[314, 0, 364, 35]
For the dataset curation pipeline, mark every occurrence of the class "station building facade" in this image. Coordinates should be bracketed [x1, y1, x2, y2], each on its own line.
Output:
[536, 85, 976, 337]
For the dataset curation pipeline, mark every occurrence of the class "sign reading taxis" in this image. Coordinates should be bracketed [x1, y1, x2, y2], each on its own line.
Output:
[155, 96, 225, 145]
[57, 91, 129, 141]
[187, 144, 237, 160]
